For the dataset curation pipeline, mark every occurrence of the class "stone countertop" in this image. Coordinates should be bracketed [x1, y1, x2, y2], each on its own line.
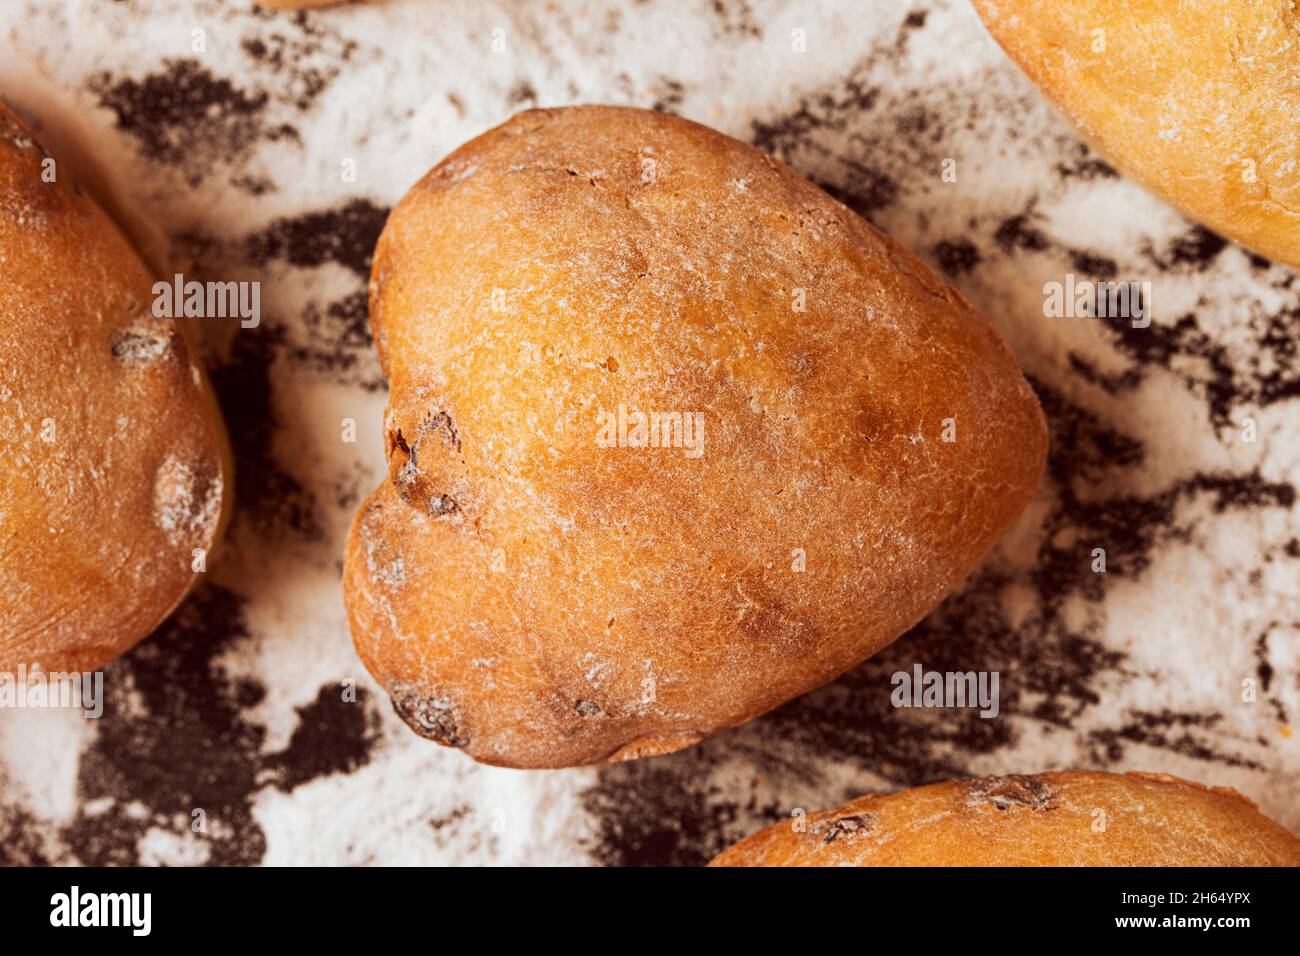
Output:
[0, 0, 1296, 865]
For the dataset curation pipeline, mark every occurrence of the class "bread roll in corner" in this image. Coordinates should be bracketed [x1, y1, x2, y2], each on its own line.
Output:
[973, 0, 1300, 269]
[0, 101, 231, 673]
[344, 105, 1047, 768]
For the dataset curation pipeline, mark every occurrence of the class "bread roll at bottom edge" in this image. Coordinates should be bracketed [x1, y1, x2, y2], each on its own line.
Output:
[709, 771, 1300, 866]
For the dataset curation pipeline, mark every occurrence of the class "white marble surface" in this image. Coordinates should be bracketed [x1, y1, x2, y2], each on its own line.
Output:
[0, 0, 1296, 865]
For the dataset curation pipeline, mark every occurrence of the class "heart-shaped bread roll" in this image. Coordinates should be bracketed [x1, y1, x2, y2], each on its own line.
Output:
[344, 106, 1046, 768]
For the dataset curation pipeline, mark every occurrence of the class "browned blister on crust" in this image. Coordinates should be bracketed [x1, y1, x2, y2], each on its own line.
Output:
[0, 101, 231, 672]
[344, 106, 1047, 768]
[973, 0, 1300, 268]
[709, 771, 1300, 866]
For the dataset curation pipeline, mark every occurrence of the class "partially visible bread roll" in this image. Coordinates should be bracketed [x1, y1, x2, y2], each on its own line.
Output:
[343, 105, 1047, 769]
[973, 0, 1300, 268]
[710, 771, 1300, 866]
[0, 101, 231, 672]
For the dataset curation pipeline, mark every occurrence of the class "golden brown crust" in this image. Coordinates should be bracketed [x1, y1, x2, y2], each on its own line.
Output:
[344, 105, 1047, 768]
[0, 101, 230, 672]
[709, 771, 1300, 866]
[973, 0, 1300, 268]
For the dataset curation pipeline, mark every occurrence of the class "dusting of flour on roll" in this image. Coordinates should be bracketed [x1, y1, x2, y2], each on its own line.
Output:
[343, 105, 1048, 769]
